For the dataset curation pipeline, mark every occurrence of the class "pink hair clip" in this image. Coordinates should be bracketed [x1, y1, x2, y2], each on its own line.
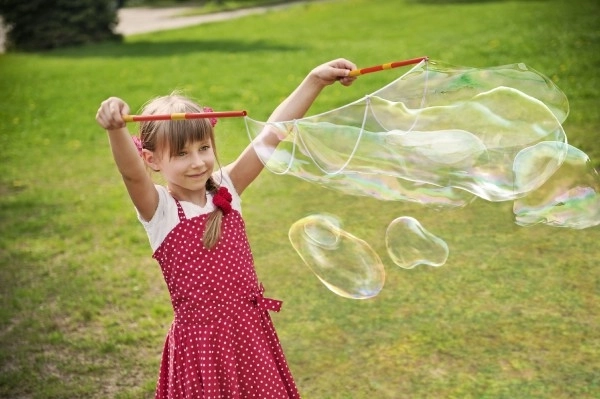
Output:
[203, 106, 218, 127]
[132, 135, 143, 156]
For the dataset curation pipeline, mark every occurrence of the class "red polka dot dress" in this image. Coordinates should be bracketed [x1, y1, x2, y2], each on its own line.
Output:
[151, 191, 300, 398]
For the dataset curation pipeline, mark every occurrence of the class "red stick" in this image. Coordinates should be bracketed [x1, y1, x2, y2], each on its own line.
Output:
[348, 56, 429, 77]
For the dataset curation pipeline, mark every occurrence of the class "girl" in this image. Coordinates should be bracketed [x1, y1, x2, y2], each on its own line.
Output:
[95, 59, 357, 399]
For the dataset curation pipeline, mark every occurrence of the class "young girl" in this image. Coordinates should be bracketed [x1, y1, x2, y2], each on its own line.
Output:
[96, 59, 357, 399]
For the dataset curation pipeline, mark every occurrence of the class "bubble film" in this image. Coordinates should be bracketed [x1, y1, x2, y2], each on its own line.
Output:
[288, 214, 385, 299]
[248, 59, 598, 230]
[246, 60, 569, 207]
[513, 143, 600, 229]
[385, 216, 449, 269]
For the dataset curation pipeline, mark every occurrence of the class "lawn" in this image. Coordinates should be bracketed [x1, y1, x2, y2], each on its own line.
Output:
[1, 0, 599, 398]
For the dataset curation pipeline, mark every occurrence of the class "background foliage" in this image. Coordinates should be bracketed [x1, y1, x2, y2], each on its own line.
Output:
[0, 0, 599, 398]
[0, 0, 121, 51]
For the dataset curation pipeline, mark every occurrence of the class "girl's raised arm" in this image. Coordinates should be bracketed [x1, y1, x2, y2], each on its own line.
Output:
[225, 58, 357, 195]
[96, 97, 159, 221]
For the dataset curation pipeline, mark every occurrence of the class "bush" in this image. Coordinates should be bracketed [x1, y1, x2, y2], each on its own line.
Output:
[0, 0, 121, 51]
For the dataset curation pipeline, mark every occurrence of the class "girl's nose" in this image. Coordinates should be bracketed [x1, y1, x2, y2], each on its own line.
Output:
[190, 152, 204, 167]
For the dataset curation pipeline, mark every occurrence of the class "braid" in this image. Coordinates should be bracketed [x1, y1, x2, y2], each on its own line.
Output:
[202, 177, 224, 249]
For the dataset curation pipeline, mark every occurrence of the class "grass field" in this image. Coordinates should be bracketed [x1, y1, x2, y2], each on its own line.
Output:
[1, 0, 599, 397]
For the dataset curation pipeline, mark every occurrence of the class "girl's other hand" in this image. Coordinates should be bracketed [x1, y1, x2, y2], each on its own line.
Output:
[96, 97, 130, 130]
[309, 58, 358, 88]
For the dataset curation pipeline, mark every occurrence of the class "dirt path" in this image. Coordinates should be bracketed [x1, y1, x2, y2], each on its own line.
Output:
[115, 4, 298, 36]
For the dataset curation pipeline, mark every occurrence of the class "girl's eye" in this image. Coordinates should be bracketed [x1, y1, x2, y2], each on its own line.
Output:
[177, 151, 187, 157]
[200, 145, 210, 151]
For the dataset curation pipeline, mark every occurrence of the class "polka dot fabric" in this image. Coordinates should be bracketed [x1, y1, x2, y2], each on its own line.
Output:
[152, 198, 300, 398]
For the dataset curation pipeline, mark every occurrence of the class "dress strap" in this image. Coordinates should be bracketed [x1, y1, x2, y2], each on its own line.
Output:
[173, 198, 187, 222]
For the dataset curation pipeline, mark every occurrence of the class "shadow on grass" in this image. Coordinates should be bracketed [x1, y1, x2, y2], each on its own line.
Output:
[409, 0, 503, 3]
[43, 38, 302, 59]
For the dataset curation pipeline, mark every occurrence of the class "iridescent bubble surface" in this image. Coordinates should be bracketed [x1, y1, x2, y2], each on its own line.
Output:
[254, 59, 595, 297]
[513, 143, 600, 229]
[288, 214, 385, 299]
[248, 59, 600, 230]
[246, 60, 569, 207]
[385, 216, 449, 269]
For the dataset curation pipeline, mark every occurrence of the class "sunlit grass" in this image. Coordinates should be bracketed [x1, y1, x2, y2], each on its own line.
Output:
[1, 0, 599, 397]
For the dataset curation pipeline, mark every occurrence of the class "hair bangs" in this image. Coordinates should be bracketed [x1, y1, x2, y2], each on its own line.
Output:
[139, 93, 214, 158]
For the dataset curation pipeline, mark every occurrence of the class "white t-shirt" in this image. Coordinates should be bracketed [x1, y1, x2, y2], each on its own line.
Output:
[137, 170, 242, 252]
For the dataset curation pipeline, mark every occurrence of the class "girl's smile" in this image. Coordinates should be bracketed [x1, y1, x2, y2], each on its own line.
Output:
[155, 139, 216, 201]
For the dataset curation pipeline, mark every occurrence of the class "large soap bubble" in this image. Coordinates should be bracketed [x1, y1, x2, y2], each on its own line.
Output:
[288, 214, 385, 299]
[385, 216, 449, 269]
[248, 58, 599, 230]
[246, 60, 569, 207]
[251, 58, 596, 299]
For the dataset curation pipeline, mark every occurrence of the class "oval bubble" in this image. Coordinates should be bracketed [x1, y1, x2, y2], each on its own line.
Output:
[302, 213, 341, 250]
[289, 214, 385, 299]
[385, 216, 449, 269]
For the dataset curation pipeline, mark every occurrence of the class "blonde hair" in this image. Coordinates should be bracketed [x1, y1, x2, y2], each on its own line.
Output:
[138, 93, 224, 249]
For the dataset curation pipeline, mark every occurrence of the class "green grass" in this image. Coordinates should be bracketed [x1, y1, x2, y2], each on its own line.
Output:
[1, 0, 599, 397]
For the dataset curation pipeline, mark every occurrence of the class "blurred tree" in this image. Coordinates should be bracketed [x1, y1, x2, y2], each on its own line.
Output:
[0, 0, 121, 51]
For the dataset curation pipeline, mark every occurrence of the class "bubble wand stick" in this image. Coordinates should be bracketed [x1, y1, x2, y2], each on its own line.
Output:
[122, 110, 247, 123]
[121, 58, 427, 121]
[348, 56, 429, 77]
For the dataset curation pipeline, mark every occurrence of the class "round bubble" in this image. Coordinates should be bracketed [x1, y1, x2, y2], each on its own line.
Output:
[246, 60, 569, 207]
[288, 214, 385, 299]
[385, 216, 449, 269]
[513, 143, 600, 229]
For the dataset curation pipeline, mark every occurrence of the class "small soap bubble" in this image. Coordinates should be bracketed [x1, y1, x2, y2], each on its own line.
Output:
[289, 214, 385, 299]
[514, 143, 600, 229]
[385, 216, 449, 269]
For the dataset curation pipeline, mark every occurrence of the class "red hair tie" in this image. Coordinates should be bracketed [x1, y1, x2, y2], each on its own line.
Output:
[213, 186, 232, 215]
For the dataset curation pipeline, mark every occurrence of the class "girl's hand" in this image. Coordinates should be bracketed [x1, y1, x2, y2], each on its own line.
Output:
[309, 58, 358, 88]
[96, 97, 130, 130]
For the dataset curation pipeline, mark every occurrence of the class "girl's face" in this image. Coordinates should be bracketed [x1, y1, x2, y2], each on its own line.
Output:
[150, 138, 216, 202]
